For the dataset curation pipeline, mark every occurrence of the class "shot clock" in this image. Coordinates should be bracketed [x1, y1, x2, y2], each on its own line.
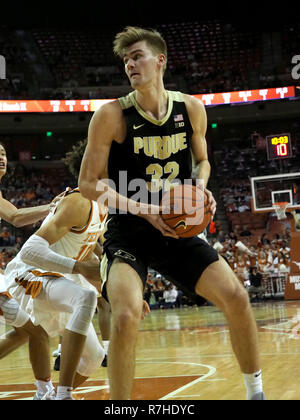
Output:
[266, 133, 293, 160]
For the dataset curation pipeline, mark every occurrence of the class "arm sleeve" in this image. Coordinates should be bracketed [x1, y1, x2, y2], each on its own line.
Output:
[19, 234, 76, 274]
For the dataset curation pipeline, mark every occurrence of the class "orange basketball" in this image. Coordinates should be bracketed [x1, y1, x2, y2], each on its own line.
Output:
[161, 184, 211, 238]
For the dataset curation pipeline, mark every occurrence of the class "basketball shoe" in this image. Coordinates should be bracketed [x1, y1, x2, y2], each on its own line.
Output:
[250, 392, 266, 400]
[33, 385, 56, 400]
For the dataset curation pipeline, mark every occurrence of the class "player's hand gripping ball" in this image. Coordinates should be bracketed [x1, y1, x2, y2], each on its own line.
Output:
[161, 184, 211, 238]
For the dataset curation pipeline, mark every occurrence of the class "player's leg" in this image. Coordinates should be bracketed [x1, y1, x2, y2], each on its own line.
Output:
[17, 320, 51, 381]
[106, 258, 144, 400]
[153, 237, 264, 400]
[195, 256, 263, 399]
[97, 296, 111, 366]
[0, 295, 31, 359]
[0, 328, 28, 359]
[73, 323, 105, 389]
[0, 295, 53, 399]
[44, 277, 98, 399]
[25, 322, 54, 400]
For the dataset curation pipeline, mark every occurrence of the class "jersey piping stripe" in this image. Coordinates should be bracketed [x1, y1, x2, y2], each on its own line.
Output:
[53, 187, 80, 215]
[56, 187, 94, 234]
[121, 91, 174, 127]
[70, 201, 94, 234]
[30, 270, 64, 278]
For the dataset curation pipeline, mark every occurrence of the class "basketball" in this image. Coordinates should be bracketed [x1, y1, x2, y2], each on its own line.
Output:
[161, 184, 211, 238]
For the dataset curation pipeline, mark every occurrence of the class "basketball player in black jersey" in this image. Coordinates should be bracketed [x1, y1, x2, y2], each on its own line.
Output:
[79, 27, 265, 400]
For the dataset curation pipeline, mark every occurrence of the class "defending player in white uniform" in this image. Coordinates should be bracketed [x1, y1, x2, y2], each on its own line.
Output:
[5, 188, 103, 335]
[5, 187, 106, 400]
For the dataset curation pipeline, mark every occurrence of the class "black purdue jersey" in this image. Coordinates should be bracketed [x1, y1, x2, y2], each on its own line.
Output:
[108, 90, 194, 207]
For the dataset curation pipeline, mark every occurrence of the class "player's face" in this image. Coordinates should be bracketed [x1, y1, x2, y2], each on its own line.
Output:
[0, 145, 7, 177]
[123, 41, 164, 89]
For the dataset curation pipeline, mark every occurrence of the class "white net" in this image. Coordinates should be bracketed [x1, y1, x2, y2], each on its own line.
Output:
[273, 202, 289, 220]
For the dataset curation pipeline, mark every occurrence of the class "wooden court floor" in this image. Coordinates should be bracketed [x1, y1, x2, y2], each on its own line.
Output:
[1, 300, 300, 400]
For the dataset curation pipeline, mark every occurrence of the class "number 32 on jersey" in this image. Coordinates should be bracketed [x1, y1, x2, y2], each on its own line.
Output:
[146, 161, 179, 192]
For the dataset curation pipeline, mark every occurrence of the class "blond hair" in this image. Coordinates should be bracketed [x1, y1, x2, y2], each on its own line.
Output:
[113, 26, 167, 71]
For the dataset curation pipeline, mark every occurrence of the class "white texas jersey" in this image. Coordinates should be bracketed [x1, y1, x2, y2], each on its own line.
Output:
[5, 188, 107, 293]
[47, 190, 104, 262]
[0, 272, 6, 294]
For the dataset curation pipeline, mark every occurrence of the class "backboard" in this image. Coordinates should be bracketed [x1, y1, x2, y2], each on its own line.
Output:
[250, 172, 300, 213]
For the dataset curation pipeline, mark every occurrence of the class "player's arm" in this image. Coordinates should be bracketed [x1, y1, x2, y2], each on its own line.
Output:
[184, 95, 211, 185]
[0, 190, 65, 227]
[79, 102, 156, 214]
[79, 102, 177, 238]
[18, 194, 100, 280]
[0, 191, 49, 227]
[184, 95, 216, 219]
[79, 101, 136, 213]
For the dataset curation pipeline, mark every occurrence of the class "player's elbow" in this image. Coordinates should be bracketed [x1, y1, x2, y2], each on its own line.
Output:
[10, 214, 24, 228]
[200, 158, 210, 169]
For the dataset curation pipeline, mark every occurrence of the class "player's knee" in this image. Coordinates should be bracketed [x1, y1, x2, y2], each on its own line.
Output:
[23, 322, 48, 340]
[223, 283, 250, 313]
[77, 288, 98, 318]
[80, 288, 98, 310]
[113, 308, 140, 335]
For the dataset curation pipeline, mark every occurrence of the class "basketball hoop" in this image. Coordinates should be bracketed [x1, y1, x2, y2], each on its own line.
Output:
[273, 202, 289, 220]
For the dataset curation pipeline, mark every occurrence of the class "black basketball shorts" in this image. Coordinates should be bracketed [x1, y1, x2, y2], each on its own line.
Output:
[101, 215, 219, 301]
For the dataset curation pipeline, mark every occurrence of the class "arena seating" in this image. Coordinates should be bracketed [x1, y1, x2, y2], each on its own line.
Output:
[0, 20, 297, 99]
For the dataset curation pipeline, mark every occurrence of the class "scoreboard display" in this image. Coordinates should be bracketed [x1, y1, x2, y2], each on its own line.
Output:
[266, 133, 293, 160]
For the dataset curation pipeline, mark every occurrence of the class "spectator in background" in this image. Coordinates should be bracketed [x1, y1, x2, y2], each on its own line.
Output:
[238, 203, 250, 212]
[240, 225, 252, 237]
[216, 230, 226, 243]
[145, 285, 159, 310]
[161, 284, 178, 309]
[0, 227, 14, 246]
[227, 202, 238, 213]
[154, 274, 165, 303]
[260, 233, 270, 246]
[247, 267, 264, 302]
[229, 230, 238, 242]
[278, 256, 289, 275]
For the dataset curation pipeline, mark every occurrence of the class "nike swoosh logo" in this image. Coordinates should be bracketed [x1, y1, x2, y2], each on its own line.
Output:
[254, 371, 262, 378]
[174, 220, 187, 230]
[133, 123, 145, 130]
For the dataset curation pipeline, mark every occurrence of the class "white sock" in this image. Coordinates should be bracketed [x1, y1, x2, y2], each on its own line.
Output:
[35, 379, 54, 398]
[56, 385, 73, 400]
[103, 340, 109, 355]
[57, 343, 61, 353]
[243, 370, 263, 400]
